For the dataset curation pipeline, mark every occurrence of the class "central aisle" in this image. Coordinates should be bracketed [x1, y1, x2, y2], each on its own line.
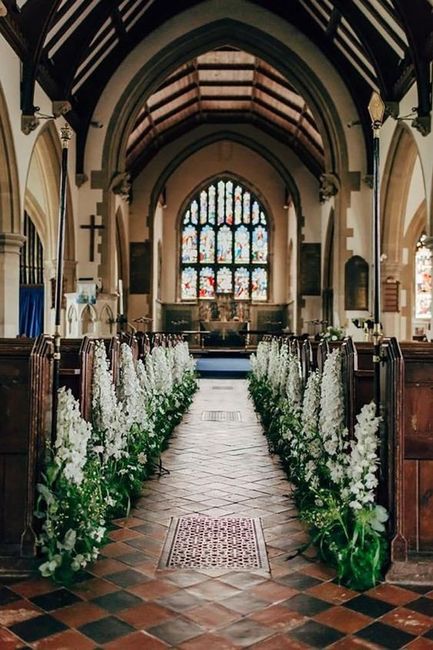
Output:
[3, 380, 431, 649]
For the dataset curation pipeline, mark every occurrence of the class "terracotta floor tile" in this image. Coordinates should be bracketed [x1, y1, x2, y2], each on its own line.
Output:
[251, 581, 298, 603]
[117, 601, 176, 628]
[406, 638, 433, 649]
[249, 604, 307, 630]
[366, 583, 419, 606]
[185, 602, 241, 628]
[108, 527, 143, 542]
[88, 558, 126, 577]
[314, 605, 372, 634]
[51, 601, 107, 627]
[104, 630, 169, 649]
[0, 627, 24, 649]
[381, 606, 433, 635]
[100, 541, 134, 557]
[307, 581, 358, 604]
[300, 562, 337, 580]
[250, 634, 310, 649]
[178, 632, 240, 649]
[112, 516, 146, 528]
[69, 578, 118, 599]
[218, 618, 274, 647]
[128, 579, 179, 599]
[31, 628, 96, 649]
[0, 599, 41, 626]
[329, 637, 383, 649]
[185, 579, 241, 601]
[9, 578, 56, 598]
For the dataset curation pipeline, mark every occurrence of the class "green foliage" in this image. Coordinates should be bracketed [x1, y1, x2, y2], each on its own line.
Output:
[249, 371, 388, 591]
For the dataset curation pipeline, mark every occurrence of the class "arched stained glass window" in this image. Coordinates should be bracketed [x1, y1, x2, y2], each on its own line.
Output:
[180, 178, 269, 301]
[415, 234, 432, 319]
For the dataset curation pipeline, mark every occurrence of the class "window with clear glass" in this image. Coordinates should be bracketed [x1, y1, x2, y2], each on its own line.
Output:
[415, 234, 432, 319]
[180, 178, 269, 301]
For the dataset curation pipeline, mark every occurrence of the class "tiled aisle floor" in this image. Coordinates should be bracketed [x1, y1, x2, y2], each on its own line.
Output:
[2, 380, 433, 649]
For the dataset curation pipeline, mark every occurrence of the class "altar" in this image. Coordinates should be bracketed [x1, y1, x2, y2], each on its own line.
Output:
[198, 294, 249, 347]
[200, 319, 248, 345]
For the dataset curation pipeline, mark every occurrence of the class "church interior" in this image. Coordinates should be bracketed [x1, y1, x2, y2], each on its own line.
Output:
[1, 1, 433, 648]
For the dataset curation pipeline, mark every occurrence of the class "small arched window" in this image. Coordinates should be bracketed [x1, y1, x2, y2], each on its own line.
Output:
[180, 178, 269, 301]
[415, 234, 432, 319]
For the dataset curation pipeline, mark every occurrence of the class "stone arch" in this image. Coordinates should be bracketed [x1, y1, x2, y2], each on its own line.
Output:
[0, 82, 20, 234]
[81, 304, 97, 335]
[381, 123, 421, 268]
[101, 18, 349, 184]
[149, 130, 302, 224]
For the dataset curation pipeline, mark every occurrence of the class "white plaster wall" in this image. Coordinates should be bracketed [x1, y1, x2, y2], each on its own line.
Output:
[403, 158, 425, 237]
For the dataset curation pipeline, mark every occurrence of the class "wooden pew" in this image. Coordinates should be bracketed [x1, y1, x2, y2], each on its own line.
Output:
[341, 339, 374, 436]
[381, 339, 433, 580]
[0, 336, 53, 576]
[59, 337, 95, 421]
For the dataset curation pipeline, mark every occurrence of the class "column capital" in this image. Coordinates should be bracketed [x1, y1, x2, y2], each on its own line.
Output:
[0, 232, 26, 254]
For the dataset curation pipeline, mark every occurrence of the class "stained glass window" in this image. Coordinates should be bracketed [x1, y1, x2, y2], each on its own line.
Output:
[415, 235, 432, 319]
[180, 178, 269, 301]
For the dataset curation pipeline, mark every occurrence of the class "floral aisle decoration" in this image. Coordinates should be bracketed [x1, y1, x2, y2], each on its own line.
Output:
[36, 338, 197, 584]
[36, 388, 106, 583]
[249, 339, 388, 589]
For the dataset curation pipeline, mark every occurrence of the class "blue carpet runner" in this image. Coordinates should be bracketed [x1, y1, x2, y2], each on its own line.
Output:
[195, 356, 251, 378]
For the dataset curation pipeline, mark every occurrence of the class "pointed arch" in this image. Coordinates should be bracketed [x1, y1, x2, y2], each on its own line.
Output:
[0, 83, 20, 233]
[381, 123, 421, 266]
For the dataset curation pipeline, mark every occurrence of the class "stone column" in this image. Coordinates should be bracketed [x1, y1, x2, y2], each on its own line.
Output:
[0, 233, 26, 337]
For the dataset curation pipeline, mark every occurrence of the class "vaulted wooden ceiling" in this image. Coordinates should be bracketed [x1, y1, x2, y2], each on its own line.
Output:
[126, 49, 325, 178]
[1, 0, 432, 176]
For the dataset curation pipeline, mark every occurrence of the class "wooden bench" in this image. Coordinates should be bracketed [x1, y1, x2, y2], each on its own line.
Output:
[0, 336, 53, 576]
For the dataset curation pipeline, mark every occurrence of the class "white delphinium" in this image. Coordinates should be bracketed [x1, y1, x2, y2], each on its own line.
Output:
[55, 387, 92, 485]
[174, 341, 195, 380]
[319, 348, 349, 485]
[286, 352, 303, 414]
[277, 342, 289, 396]
[145, 351, 157, 395]
[344, 401, 380, 510]
[92, 340, 127, 462]
[118, 343, 153, 433]
[136, 358, 154, 401]
[251, 340, 270, 380]
[301, 370, 322, 488]
[152, 345, 173, 395]
[268, 339, 281, 393]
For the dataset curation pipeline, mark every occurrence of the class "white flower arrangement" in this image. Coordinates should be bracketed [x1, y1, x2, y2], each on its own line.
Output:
[54, 387, 92, 485]
[286, 352, 303, 414]
[277, 342, 289, 396]
[319, 348, 349, 485]
[250, 340, 270, 380]
[152, 345, 173, 395]
[92, 340, 127, 462]
[300, 369, 322, 488]
[118, 343, 153, 433]
[268, 339, 282, 393]
[344, 401, 381, 510]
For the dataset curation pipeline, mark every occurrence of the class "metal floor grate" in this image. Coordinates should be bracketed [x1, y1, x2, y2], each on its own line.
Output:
[159, 516, 269, 570]
[201, 410, 242, 422]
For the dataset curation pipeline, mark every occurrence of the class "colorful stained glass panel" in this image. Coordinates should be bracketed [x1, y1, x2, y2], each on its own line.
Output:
[243, 192, 251, 224]
[252, 201, 260, 224]
[225, 180, 233, 225]
[217, 180, 225, 225]
[208, 185, 216, 224]
[234, 267, 249, 300]
[199, 226, 215, 263]
[235, 185, 242, 224]
[252, 225, 268, 263]
[199, 267, 215, 298]
[200, 191, 208, 224]
[415, 243, 432, 318]
[217, 225, 232, 263]
[252, 267, 267, 301]
[191, 200, 198, 224]
[235, 225, 250, 264]
[181, 267, 197, 300]
[217, 267, 232, 293]
[182, 225, 197, 263]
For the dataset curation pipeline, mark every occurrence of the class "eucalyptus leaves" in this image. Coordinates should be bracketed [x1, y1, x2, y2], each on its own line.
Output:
[249, 340, 388, 589]
[36, 339, 197, 584]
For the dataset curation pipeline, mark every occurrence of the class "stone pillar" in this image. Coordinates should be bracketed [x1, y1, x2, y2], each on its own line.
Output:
[0, 233, 26, 337]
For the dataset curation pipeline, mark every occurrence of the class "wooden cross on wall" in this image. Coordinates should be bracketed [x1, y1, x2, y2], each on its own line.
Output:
[80, 215, 104, 262]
